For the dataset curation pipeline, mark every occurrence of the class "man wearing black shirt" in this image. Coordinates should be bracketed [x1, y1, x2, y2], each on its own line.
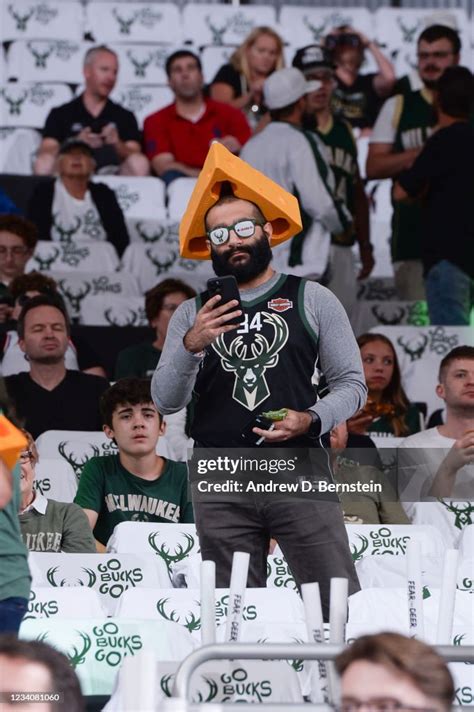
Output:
[5, 295, 109, 438]
[34, 45, 149, 177]
[394, 66, 474, 326]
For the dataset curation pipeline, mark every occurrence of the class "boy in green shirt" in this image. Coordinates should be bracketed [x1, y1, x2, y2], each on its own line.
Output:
[75, 378, 193, 547]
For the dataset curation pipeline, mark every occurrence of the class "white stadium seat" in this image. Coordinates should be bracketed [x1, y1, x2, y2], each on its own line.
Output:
[35, 430, 173, 481]
[109, 43, 180, 86]
[26, 240, 120, 273]
[20, 618, 196, 697]
[107, 522, 199, 566]
[278, 7, 374, 56]
[374, 8, 471, 79]
[91, 174, 167, 222]
[110, 84, 173, 129]
[126, 218, 179, 246]
[25, 587, 106, 621]
[167, 176, 196, 220]
[33, 458, 78, 503]
[0, 82, 73, 129]
[121, 242, 214, 294]
[0, 126, 40, 174]
[50, 270, 141, 321]
[0, 1, 84, 42]
[352, 299, 429, 336]
[80, 295, 147, 327]
[85, 2, 182, 46]
[368, 325, 474, 417]
[182, 4, 277, 47]
[200, 45, 236, 84]
[29, 552, 169, 615]
[6, 40, 90, 83]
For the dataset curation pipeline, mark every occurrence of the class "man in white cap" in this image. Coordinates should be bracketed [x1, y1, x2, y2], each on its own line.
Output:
[240, 67, 352, 281]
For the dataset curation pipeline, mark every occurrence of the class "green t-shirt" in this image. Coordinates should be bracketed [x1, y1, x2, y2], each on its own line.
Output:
[0, 463, 31, 601]
[19, 498, 96, 553]
[74, 455, 194, 545]
[316, 116, 359, 246]
[115, 341, 161, 380]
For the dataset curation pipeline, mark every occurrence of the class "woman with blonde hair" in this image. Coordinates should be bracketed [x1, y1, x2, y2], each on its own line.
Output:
[348, 333, 422, 437]
[210, 26, 284, 129]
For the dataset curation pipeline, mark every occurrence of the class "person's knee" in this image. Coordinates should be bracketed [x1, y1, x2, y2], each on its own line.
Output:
[120, 153, 150, 176]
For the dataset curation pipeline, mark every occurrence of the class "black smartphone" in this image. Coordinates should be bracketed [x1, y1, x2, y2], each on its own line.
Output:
[204, 275, 243, 326]
[241, 415, 275, 446]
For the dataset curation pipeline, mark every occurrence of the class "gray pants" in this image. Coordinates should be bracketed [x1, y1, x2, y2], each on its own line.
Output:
[193, 497, 360, 621]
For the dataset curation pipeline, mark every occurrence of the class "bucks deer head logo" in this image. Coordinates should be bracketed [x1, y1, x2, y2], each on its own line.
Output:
[146, 247, 177, 276]
[58, 279, 91, 314]
[372, 305, 406, 326]
[104, 308, 139, 327]
[8, 4, 34, 31]
[156, 598, 201, 633]
[52, 215, 81, 243]
[205, 15, 230, 45]
[212, 312, 289, 411]
[58, 441, 101, 480]
[27, 41, 55, 68]
[397, 334, 428, 362]
[397, 17, 421, 43]
[440, 500, 473, 531]
[112, 8, 139, 35]
[33, 246, 60, 271]
[126, 50, 154, 78]
[303, 15, 329, 41]
[350, 534, 370, 561]
[67, 632, 92, 668]
[148, 531, 195, 583]
[1, 89, 28, 115]
[136, 221, 165, 243]
[47, 566, 96, 588]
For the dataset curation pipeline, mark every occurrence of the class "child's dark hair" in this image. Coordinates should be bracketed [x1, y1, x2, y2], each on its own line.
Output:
[100, 378, 162, 427]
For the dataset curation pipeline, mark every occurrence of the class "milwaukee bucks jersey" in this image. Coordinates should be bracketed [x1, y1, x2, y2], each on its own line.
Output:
[316, 117, 358, 247]
[191, 275, 319, 447]
[391, 89, 436, 262]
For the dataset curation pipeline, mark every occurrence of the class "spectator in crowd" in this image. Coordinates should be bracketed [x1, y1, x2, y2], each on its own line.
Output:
[153, 180, 366, 617]
[0, 187, 21, 216]
[18, 431, 96, 553]
[348, 333, 422, 437]
[0, 636, 85, 711]
[0, 216, 38, 325]
[115, 278, 196, 379]
[75, 378, 193, 547]
[329, 422, 409, 525]
[28, 139, 129, 258]
[325, 26, 396, 131]
[1, 272, 106, 377]
[393, 67, 474, 326]
[34, 45, 148, 177]
[144, 50, 251, 186]
[293, 45, 373, 315]
[241, 67, 352, 280]
[0, 385, 30, 635]
[5, 295, 109, 439]
[366, 25, 460, 300]
[399, 346, 474, 501]
[210, 26, 285, 131]
[336, 632, 454, 712]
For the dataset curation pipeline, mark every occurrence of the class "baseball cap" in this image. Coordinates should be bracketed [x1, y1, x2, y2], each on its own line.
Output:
[263, 68, 322, 110]
[292, 45, 334, 73]
[58, 138, 94, 156]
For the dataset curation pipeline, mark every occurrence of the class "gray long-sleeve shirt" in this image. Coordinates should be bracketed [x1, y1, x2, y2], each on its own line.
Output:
[152, 273, 367, 434]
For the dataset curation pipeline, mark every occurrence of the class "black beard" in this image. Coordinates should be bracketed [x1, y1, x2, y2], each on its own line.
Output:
[210, 233, 273, 284]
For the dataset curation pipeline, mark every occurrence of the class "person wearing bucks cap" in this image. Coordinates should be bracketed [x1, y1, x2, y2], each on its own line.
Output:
[152, 143, 366, 618]
[293, 44, 373, 317]
[366, 24, 461, 300]
[240, 66, 353, 281]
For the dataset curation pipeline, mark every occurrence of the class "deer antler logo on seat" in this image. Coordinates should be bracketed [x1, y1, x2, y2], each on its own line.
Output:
[372, 305, 406, 326]
[112, 8, 139, 35]
[396, 17, 421, 43]
[302, 15, 328, 41]
[104, 308, 138, 327]
[52, 215, 81, 243]
[212, 312, 289, 411]
[58, 279, 91, 314]
[8, 5, 34, 31]
[58, 442, 101, 480]
[26, 41, 55, 68]
[146, 248, 177, 276]
[205, 15, 230, 44]
[126, 50, 154, 78]
[33, 246, 60, 271]
[1, 89, 28, 115]
[397, 334, 428, 362]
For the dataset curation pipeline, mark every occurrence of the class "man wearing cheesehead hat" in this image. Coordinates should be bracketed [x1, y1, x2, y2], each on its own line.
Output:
[240, 66, 353, 283]
[152, 144, 365, 617]
[293, 44, 374, 317]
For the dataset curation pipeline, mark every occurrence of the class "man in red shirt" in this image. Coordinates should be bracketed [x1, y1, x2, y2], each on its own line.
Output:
[144, 51, 251, 185]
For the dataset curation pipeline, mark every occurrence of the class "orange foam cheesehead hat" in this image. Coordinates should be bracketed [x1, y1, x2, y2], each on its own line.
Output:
[0, 414, 27, 470]
[179, 142, 302, 260]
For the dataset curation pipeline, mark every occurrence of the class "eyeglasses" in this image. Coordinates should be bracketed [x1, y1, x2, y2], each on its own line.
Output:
[417, 50, 454, 61]
[334, 700, 438, 712]
[0, 246, 28, 257]
[207, 219, 265, 246]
